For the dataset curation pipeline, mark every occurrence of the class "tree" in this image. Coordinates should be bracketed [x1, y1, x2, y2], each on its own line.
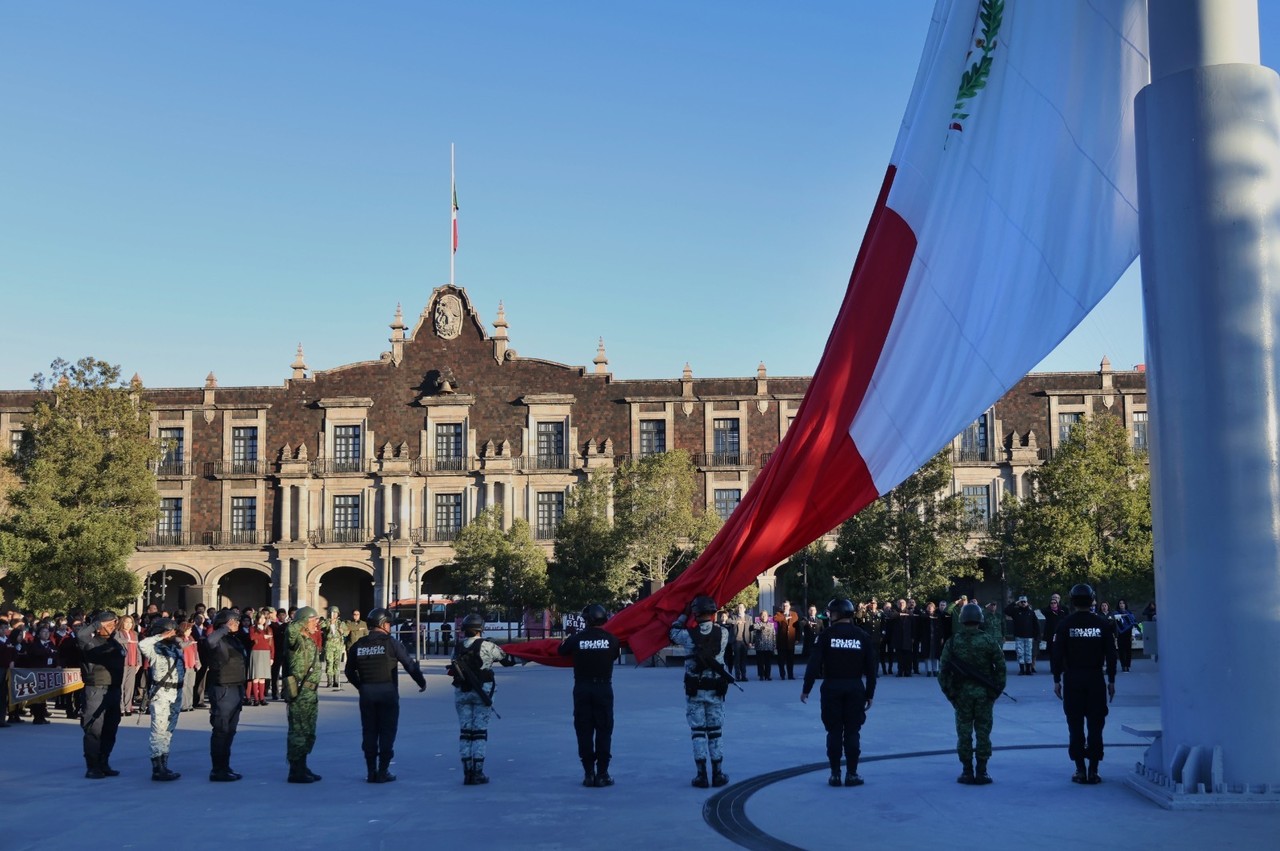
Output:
[613, 450, 721, 587]
[450, 507, 549, 613]
[778, 541, 840, 613]
[997, 415, 1152, 603]
[0, 358, 157, 612]
[549, 474, 633, 611]
[827, 449, 970, 600]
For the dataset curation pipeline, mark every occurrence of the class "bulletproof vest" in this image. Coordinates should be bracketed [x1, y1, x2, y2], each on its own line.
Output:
[1058, 611, 1113, 673]
[817, 622, 870, 680]
[209, 634, 248, 685]
[352, 633, 396, 685]
[566, 627, 618, 680]
[79, 631, 125, 686]
[689, 623, 726, 676]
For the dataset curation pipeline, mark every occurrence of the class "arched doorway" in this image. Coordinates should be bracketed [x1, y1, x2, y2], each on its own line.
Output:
[317, 566, 374, 617]
[216, 567, 272, 610]
[140, 566, 200, 615]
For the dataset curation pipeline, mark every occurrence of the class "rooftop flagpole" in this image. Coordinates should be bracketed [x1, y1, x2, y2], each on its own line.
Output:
[450, 143, 457, 287]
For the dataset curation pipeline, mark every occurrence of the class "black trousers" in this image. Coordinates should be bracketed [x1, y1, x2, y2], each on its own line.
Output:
[755, 649, 774, 679]
[270, 656, 286, 698]
[1118, 633, 1134, 669]
[81, 685, 122, 763]
[208, 683, 244, 768]
[732, 642, 749, 680]
[820, 679, 866, 772]
[572, 680, 614, 765]
[1062, 672, 1108, 762]
[776, 639, 796, 679]
[358, 684, 401, 759]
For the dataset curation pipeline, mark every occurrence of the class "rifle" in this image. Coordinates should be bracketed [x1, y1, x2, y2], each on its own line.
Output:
[449, 640, 501, 719]
[943, 656, 1017, 703]
[692, 625, 743, 693]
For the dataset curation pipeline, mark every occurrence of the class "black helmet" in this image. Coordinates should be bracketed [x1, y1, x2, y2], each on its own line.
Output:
[582, 604, 608, 626]
[461, 614, 485, 634]
[367, 608, 392, 628]
[691, 595, 718, 617]
[826, 598, 855, 618]
[1070, 583, 1096, 607]
[148, 617, 177, 636]
[960, 603, 984, 625]
[212, 609, 233, 627]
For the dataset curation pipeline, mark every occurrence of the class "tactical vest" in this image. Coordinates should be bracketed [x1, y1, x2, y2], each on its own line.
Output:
[209, 637, 248, 685]
[352, 634, 396, 685]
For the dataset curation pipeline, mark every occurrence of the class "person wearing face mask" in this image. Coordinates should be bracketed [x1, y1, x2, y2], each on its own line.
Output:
[138, 617, 184, 781]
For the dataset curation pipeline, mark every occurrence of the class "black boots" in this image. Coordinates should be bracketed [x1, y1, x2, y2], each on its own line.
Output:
[594, 758, 614, 787]
[958, 758, 976, 784]
[462, 758, 489, 785]
[829, 764, 842, 787]
[366, 755, 379, 783]
[376, 754, 396, 783]
[1071, 758, 1088, 784]
[151, 755, 180, 782]
[85, 756, 106, 780]
[287, 760, 318, 783]
[1087, 759, 1101, 784]
[209, 766, 241, 782]
[711, 759, 729, 787]
[975, 758, 992, 784]
[691, 759, 710, 788]
[582, 758, 596, 787]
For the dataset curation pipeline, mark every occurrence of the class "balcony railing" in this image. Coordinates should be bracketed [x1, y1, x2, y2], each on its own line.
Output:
[534, 524, 559, 541]
[151, 459, 195, 477]
[517, 454, 571, 471]
[414, 456, 470, 474]
[693, 451, 750, 468]
[308, 527, 373, 544]
[952, 447, 991, 465]
[142, 530, 199, 547]
[309, 458, 373, 475]
[204, 529, 273, 547]
[204, 459, 266, 477]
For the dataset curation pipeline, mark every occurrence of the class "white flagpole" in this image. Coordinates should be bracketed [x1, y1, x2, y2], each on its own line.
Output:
[450, 143, 456, 287]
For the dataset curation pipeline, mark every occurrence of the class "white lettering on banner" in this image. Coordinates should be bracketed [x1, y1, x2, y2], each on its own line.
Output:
[1070, 628, 1102, 638]
[355, 646, 387, 657]
[577, 640, 613, 650]
[830, 638, 863, 649]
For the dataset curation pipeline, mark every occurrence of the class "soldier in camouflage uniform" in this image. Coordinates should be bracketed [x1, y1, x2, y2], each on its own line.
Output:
[449, 614, 517, 785]
[938, 603, 1006, 785]
[322, 607, 349, 689]
[669, 595, 732, 789]
[285, 606, 324, 783]
[138, 617, 184, 781]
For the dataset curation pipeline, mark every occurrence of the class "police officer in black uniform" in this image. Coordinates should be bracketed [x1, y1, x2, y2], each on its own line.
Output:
[204, 608, 250, 782]
[558, 603, 621, 787]
[76, 611, 125, 779]
[1051, 583, 1117, 784]
[345, 607, 427, 783]
[801, 598, 878, 787]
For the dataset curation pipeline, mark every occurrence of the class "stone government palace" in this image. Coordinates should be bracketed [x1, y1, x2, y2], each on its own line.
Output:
[0, 285, 1149, 616]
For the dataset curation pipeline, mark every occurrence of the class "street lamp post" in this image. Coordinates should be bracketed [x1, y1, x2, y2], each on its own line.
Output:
[411, 546, 425, 660]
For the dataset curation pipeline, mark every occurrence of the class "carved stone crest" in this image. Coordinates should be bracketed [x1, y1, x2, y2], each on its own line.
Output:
[433, 294, 463, 340]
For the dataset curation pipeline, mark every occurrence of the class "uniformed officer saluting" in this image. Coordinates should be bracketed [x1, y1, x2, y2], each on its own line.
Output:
[345, 608, 427, 783]
[801, 598, 877, 787]
[1051, 582, 1118, 784]
[558, 603, 621, 787]
[669, 595, 733, 789]
[205, 608, 250, 782]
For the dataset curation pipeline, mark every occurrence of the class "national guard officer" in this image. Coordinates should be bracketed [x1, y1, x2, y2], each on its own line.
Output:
[558, 603, 621, 787]
[669, 595, 732, 788]
[322, 607, 349, 689]
[76, 611, 124, 779]
[285, 606, 323, 783]
[345, 608, 427, 783]
[204, 608, 249, 782]
[448, 613, 517, 785]
[801, 598, 877, 787]
[939, 603, 1006, 784]
[1052, 583, 1117, 784]
[138, 617, 184, 781]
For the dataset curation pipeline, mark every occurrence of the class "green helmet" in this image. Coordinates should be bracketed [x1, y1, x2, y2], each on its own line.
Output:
[327, 606, 340, 616]
[295, 606, 319, 621]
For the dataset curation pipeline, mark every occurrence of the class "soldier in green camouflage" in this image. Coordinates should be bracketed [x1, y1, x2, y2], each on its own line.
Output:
[938, 603, 1006, 785]
[322, 607, 349, 689]
[285, 606, 324, 783]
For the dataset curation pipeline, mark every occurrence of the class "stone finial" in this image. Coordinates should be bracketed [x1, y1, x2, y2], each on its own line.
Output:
[1100, 355, 1112, 372]
[1099, 354, 1113, 390]
[389, 305, 407, 366]
[757, 362, 767, 380]
[586, 437, 598, 454]
[682, 362, 693, 381]
[483, 439, 496, 457]
[493, 301, 510, 364]
[131, 372, 143, 388]
[295, 442, 308, 460]
[280, 443, 292, 460]
[756, 360, 768, 399]
[291, 344, 308, 380]
[593, 337, 609, 374]
[601, 437, 614, 456]
[1025, 430, 1038, 449]
[498, 439, 511, 457]
[381, 441, 393, 458]
[205, 372, 218, 389]
[397, 441, 409, 458]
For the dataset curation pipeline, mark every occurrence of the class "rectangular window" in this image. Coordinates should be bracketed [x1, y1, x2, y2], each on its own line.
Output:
[713, 418, 740, 464]
[960, 416, 988, 462]
[434, 493, 463, 540]
[435, 423, 464, 471]
[334, 424, 362, 472]
[962, 485, 991, 529]
[158, 427, 184, 474]
[157, 498, 183, 544]
[639, 419, 666, 456]
[714, 488, 741, 522]
[1058, 412, 1082, 444]
[333, 494, 361, 542]
[536, 491, 565, 539]
[8, 429, 24, 457]
[536, 421, 566, 469]
[231, 496, 257, 544]
[231, 426, 258, 474]
[1133, 411, 1148, 452]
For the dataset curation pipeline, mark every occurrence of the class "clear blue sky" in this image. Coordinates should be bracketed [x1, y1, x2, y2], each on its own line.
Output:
[2, 2, 1277, 389]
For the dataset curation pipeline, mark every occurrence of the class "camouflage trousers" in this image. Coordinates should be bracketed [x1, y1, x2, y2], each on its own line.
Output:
[455, 685, 494, 760]
[148, 689, 182, 758]
[1014, 638, 1034, 664]
[286, 686, 318, 763]
[324, 644, 344, 684]
[685, 692, 725, 761]
[952, 688, 995, 761]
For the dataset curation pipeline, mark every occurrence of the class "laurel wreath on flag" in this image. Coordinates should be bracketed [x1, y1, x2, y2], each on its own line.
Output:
[951, 0, 1004, 125]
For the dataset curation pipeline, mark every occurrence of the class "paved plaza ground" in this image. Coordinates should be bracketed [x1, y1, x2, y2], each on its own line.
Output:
[2, 654, 1275, 850]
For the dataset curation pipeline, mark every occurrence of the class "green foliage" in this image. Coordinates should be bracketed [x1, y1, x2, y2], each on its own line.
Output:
[0, 358, 157, 612]
[778, 541, 840, 611]
[613, 450, 720, 585]
[725, 583, 759, 612]
[450, 506, 550, 612]
[548, 474, 633, 610]
[996, 415, 1152, 603]
[827, 449, 971, 600]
